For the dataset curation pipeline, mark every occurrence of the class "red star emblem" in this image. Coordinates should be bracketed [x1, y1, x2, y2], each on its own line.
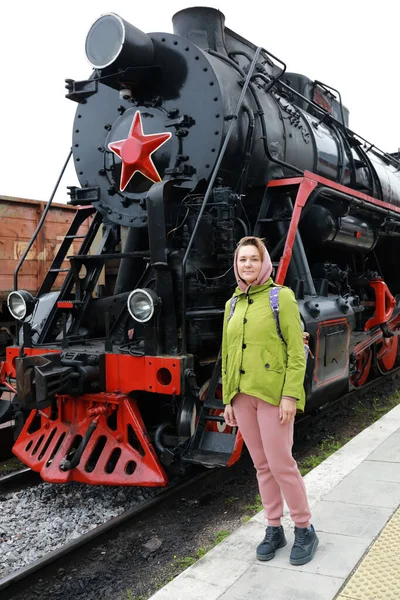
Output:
[108, 111, 172, 191]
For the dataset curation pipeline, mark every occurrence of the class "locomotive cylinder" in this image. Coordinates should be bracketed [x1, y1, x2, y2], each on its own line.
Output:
[85, 12, 154, 70]
[301, 205, 377, 252]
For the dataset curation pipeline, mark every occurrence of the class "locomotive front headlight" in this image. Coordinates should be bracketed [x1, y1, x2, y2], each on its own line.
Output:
[7, 291, 36, 321]
[127, 288, 161, 323]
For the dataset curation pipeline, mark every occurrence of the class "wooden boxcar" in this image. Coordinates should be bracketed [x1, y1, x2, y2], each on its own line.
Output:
[0, 195, 87, 353]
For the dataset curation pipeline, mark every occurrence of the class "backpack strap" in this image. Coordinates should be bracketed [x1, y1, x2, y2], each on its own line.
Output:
[269, 287, 285, 343]
[228, 296, 238, 321]
[270, 286, 312, 359]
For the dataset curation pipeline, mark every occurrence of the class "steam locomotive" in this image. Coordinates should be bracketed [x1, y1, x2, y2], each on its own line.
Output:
[1, 7, 400, 486]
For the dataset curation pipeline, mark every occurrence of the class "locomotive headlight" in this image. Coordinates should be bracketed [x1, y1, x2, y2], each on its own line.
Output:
[7, 291, 36, 321]
[127, 288, 161, 323]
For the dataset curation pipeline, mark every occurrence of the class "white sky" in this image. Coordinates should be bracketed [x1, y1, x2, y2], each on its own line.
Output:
[1, 0, 398, 202]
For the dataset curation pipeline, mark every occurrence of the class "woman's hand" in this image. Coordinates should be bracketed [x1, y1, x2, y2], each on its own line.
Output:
[224, 404, 237, 427]
[279, 396, 297, 424]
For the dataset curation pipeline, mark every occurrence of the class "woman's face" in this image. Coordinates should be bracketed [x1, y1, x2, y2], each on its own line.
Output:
[237, 244, 262, 285]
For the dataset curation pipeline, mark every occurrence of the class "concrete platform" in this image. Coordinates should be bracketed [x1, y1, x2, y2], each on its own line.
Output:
[149, 402, 400, 600]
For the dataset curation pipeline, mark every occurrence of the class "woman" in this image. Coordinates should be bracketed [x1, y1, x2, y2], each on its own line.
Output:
[222, 236, 318, 565]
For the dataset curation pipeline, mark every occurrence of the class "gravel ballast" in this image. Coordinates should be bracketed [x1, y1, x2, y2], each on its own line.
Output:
[0, 481, 158, 578]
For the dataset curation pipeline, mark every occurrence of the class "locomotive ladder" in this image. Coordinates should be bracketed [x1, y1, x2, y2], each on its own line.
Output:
[37, 206, 98, 297]
[37, 207, 151, 345]
[34, 205, 122, 344]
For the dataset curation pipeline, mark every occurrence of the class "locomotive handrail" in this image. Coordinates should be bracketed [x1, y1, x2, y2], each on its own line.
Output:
[180, 46, 263, 355]
[14, 150, 72, 291]
[209, 49, 304, 177]
[227, 51, 399, 171]
[314, 80, 346, 128]
[228, 48, 287, 80]
[274, 78, 400, 170]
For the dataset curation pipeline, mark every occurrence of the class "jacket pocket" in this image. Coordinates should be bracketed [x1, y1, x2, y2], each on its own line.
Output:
[262, 348, 284, 373]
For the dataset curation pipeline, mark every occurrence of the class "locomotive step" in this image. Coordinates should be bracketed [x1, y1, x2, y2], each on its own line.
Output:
[0, 385, 13, 393]
[182, 448, 233, 468]
[183, 430, 236, 467]
[205, 415, 225, 423]
[67, 251, 150, 261]
[203, 399, 225, 410]
[257, 217, 292, 222]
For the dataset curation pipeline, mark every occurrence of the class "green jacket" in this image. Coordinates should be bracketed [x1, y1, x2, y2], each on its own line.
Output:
[221, 278, 306, 412]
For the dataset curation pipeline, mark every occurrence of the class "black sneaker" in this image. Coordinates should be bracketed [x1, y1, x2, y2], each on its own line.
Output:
[256, 525, 287, 561]
[290, 524, 319, 565]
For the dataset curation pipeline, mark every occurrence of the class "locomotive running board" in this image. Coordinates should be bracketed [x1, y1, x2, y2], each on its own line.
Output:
[12, 394, 168, 486]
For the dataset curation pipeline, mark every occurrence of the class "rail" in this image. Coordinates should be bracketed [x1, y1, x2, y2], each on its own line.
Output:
[0, 468, 215, 597]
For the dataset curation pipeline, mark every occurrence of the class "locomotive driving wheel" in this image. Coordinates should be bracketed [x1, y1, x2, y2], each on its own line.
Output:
[350, 348, 372, 387]
[376, 335, 399, 374]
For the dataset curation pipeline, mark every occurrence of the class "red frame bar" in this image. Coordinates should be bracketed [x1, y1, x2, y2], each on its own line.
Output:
[274, 177, 318, 285]
[106, 354, 181, 395]
[268, 171, 400, 286]
[266, 171, 400, 355]
[57, 301, 74, 309]
[1, 347, 182, 396]
[269, 170, 400, 287]
[269, 170, 400, 216]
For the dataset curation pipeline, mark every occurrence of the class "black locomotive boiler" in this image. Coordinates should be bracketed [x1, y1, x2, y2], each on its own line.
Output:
[1, 7, 400, 486]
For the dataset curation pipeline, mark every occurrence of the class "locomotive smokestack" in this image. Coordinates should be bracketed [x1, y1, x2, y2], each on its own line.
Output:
[85, 13, 154, 70]
[172, 7, 228, 54]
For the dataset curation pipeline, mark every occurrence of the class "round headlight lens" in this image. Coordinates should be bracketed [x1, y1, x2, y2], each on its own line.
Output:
[7, 291, 35, 321]
[127, 289, 160, 323]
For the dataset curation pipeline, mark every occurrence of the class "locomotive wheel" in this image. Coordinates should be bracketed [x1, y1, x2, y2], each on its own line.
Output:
[350, 348, 372, 387]
[199, 380, 234, 434]
[176, 395, 197, 438]
[376, 336, 399, 374]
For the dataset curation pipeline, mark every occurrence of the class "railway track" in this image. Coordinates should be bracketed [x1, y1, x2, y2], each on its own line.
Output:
[0, 466, 227, 599]
[1, 366, 399, 599]
[0, 468, 37, 491]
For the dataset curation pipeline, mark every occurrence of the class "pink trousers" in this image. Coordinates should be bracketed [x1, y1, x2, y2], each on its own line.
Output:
[232, 393, 311, 528]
